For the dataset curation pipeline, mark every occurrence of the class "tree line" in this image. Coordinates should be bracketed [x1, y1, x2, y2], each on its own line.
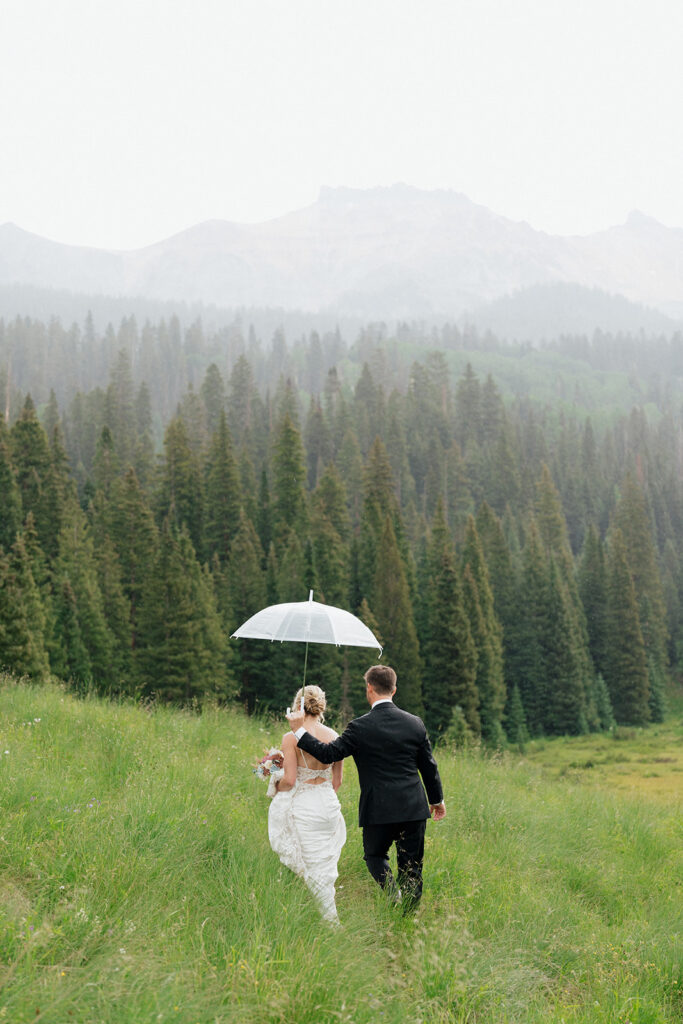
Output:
[1, 314, 680, 743]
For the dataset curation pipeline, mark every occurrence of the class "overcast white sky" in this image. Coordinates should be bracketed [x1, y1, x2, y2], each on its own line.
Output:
[1, 0, 682, 250]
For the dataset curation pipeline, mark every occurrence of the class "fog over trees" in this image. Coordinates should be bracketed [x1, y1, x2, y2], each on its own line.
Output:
[1, 311, 681, 739]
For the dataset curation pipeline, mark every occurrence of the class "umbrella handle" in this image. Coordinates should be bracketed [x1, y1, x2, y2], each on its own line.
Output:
[302, 641, 309, 704]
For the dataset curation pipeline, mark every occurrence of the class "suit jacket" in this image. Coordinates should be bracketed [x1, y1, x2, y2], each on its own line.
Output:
[298, 701, 443, 827]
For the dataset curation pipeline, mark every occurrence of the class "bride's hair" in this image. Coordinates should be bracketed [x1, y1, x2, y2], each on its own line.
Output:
[292, 685, 326, 721]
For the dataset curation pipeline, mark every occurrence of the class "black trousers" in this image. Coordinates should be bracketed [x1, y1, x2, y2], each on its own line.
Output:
[362, 819, 427, 910]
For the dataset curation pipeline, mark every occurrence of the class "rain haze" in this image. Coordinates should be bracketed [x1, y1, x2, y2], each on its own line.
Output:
[2, 6, 683, 1019]
[2, 0, 682, 251]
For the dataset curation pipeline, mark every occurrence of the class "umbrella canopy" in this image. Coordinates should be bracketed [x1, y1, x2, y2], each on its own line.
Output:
[231, 591, 382, 653]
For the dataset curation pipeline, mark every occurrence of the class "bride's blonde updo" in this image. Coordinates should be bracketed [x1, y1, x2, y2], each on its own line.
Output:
[292, 685, 326, 721]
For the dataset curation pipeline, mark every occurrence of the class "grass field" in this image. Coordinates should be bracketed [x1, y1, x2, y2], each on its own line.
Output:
[1, 676, 681, 1024]
[523, 704, 683, 800]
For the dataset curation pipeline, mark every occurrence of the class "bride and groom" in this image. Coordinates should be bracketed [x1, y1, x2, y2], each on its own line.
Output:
[267, 664, 445, 923]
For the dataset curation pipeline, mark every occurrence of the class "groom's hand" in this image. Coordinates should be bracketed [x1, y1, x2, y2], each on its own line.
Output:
[286, 708, 305, 732]
[430, 801, 446, 821]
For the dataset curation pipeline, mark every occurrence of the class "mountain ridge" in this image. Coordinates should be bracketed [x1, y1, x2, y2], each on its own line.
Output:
[1, 186, 682, 321]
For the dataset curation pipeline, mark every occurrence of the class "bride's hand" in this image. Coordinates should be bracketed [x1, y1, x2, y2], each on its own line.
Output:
[286, 708, 305, 732]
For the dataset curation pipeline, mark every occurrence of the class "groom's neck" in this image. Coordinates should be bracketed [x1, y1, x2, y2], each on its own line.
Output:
[367, 689, 395, 707]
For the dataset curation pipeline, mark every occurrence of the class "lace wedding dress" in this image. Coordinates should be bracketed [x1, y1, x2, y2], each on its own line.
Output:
[268, 754, 347, 923]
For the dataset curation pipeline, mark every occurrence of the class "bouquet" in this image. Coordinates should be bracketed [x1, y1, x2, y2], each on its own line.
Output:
[253, 748, 285, 798]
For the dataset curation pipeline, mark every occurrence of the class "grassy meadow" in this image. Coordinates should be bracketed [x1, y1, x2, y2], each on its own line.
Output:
[0, 676, 681, 1024]
[523, 712, 683, 801]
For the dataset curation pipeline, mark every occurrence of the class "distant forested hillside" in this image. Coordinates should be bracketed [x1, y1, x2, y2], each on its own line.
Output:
[466, 282, 680, 341]
[1, 310, 681, 741]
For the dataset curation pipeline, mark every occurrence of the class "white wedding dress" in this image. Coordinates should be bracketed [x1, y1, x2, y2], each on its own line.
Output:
[268, 753, 347, 923]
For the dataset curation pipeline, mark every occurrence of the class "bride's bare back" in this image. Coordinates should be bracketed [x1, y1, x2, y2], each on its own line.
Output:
[278, 718, 343, 791]
[295, 721, 338, 771]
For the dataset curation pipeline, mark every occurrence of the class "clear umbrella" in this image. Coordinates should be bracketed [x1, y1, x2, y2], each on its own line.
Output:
[231, 590, 382, 700]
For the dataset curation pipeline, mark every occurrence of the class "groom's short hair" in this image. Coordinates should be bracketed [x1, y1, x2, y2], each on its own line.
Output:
[364, 665, 396, 695]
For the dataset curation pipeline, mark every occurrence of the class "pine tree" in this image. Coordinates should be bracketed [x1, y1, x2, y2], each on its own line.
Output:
[461, 517, 506, 744]
[55, 498, 117, 692]
[534, 464, 595, 703]
[310, 464, 350, 606]
[227, 509, 269, 711]
[105, 348, 136, 470]
[612, 472, 669, 677]
[475, 501, 517, 693]
[157, 416, 205, 559]
[93, 426, 120, 498]
[0, 417, 22, 551]
[0, 534, 50, 680]
[372, 516, 423, 715]
[107, 468, 158, 654]
[353, 363, 385, 454]
[271, 413, 309, 545]
[136, 522, 229, 702]
[340, 599, 383, 723]
[505, 684, 530, 750]
[90, 496, 133, 690]
[20, 511, 56, 663]
[484, 422, 521, 516]
[310, 511, 348, 607]
[178, 384, 209, 455]
[10, 396, 54, 556]
[510, 521, 549, 736]
[454, 363, 482, 452]
[423, 545, 479, 737]
[580, 417, 601, 529]
[133, 382, 155, 489]
[444, 440, 474, 540]
[227, 355, 257, 448]
[592, 674, 616, 731]
[43, 419, 72, 559]
[265, 542, 279, 604]
[647, 657, 668, 724]
[51, 577, 92, 688]
[461, 564, 505, 746]
[386, 406, 417, 512]
[204, 411, 241, 566]
[480, 374, 505, 444]
[277, 529, 308, 603]
[312, 462, 350, 542]
[42, 389, 61, 444]
[578, 524, 608, 679]
[304, 399, 332, 490]
[605, 529, 650, 725]
[200, 363, 227, 436]
[255, 467, 271, 559]
[239, 444, 258, 525]
[359, 436, 403, 603]
[542, 558, 587, 735]
[336, 428, 364, 528]
[535, 464, 572, 566]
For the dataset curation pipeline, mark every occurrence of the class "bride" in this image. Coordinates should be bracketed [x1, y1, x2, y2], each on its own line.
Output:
[268, 685, 346, 923]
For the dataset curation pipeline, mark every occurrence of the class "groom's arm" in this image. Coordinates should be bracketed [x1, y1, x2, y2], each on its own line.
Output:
[286, 711, 360, 763]
[417, 729, 444, 808]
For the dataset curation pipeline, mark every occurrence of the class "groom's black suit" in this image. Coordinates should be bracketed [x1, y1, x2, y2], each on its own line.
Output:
[297, 700, 443, 908]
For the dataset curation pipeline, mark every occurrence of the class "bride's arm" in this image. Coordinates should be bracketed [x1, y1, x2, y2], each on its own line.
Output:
[275, 733, 297, 792]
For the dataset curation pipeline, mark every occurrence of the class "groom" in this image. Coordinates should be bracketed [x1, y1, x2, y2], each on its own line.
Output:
[287, 664, 445, 911]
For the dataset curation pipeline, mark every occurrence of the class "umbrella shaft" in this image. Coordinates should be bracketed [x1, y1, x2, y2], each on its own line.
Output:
[302, 642, 309, 697]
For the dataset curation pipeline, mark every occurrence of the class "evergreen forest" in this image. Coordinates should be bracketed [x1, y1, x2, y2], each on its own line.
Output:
[2, 310, 682, 743]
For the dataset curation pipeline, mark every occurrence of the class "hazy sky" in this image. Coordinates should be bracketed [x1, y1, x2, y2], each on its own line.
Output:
[2, 0, 682, 250]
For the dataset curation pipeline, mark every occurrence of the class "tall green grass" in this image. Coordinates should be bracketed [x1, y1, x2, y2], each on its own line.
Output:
[1, 676, 681, 1023]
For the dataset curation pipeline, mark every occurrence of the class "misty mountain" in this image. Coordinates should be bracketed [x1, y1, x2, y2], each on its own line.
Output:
[1, 186, 682, 323]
